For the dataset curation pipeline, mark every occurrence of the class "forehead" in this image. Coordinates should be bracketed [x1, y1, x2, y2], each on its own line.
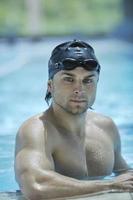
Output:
[54, 67, 98, 79]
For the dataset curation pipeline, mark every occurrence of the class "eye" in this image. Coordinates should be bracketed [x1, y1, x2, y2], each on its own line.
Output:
[83, 78, 93, 84]
[63, 77, 74, 82]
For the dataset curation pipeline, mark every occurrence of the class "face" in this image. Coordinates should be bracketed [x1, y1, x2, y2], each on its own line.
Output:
[48, 67, 99, 115]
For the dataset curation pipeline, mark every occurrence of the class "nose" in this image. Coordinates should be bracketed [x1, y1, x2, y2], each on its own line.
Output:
[73, 81, 84, 95]
[73, 90, 82, 95]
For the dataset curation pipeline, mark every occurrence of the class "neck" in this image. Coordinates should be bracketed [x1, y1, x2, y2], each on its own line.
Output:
[48, 103, 87, 138]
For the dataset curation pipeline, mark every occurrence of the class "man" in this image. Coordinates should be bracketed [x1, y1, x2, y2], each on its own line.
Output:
[15, 40, 133, 200]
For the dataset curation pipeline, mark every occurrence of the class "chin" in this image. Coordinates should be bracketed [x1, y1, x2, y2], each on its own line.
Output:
[67, 105, 89, 115]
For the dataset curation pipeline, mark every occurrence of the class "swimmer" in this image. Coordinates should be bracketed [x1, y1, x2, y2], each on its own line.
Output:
[15, 40, 133, 200]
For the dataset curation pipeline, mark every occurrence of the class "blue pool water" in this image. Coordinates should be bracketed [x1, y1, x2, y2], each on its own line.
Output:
[0, 38, 133, 191]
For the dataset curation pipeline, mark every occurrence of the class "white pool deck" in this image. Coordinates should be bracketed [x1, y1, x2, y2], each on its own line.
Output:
[0, 192, 133, 200]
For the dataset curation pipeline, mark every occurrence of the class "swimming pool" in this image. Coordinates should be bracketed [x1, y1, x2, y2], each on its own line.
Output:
[0, 38, 133, 191]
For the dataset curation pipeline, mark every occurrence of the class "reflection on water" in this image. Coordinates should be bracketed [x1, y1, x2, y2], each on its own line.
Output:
[0, 38, 133, 191]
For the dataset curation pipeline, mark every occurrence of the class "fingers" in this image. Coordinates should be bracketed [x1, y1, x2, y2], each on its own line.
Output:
[119, 186, 133, 193]
[115, 181, 133, 192]
[111, 175, 133, 192]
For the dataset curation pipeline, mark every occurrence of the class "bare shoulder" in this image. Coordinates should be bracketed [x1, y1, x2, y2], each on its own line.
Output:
[87, 111, 115, 128]
[17, 112, 45, 137]
[15, 112, 46, 153]
[15, 112, 56, 185]
[86, 111, 120, 144]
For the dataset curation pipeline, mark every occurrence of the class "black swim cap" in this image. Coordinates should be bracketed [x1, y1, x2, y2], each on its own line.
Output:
[48, 39, 100, 79]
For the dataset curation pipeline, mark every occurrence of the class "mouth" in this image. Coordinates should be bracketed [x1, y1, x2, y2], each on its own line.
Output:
[70, 99, 87, 103]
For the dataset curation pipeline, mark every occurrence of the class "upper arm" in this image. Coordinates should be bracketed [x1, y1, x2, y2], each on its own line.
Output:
[105, 118, 130, 173]
[15, 118, 55, 186]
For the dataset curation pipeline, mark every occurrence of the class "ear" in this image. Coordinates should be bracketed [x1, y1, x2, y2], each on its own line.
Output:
[47, 79, 53, 93]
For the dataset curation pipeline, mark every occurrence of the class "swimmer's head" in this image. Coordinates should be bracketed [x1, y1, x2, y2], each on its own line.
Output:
[45, 39, 101, 104]
[48, 39, 100, 79]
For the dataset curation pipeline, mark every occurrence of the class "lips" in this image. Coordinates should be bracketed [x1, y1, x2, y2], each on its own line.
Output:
[70, 99, 86, 103]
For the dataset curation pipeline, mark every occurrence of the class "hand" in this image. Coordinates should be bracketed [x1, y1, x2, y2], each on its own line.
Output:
[111, 171, 133, 192]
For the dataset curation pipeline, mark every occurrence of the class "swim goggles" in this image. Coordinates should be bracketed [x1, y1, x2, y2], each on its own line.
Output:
[53, 58, 100, 71]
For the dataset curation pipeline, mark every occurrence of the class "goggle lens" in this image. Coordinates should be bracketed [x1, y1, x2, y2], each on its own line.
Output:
[62, 58, 98, 71]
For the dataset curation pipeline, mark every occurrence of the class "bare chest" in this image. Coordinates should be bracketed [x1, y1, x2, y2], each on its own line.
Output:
[52, 134, 114, 179]
[85, 138, 114, 177]
[53, 132, 114, 179]
[53, 137, 88, 179]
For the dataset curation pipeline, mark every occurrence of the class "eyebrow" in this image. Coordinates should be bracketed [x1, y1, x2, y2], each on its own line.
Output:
[61, 72, 74, 77]
[61, 72, 96, 78]
[84, 74, 96, 79]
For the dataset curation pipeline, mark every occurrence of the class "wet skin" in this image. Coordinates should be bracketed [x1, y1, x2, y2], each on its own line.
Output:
[15, 67, 133, 200]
